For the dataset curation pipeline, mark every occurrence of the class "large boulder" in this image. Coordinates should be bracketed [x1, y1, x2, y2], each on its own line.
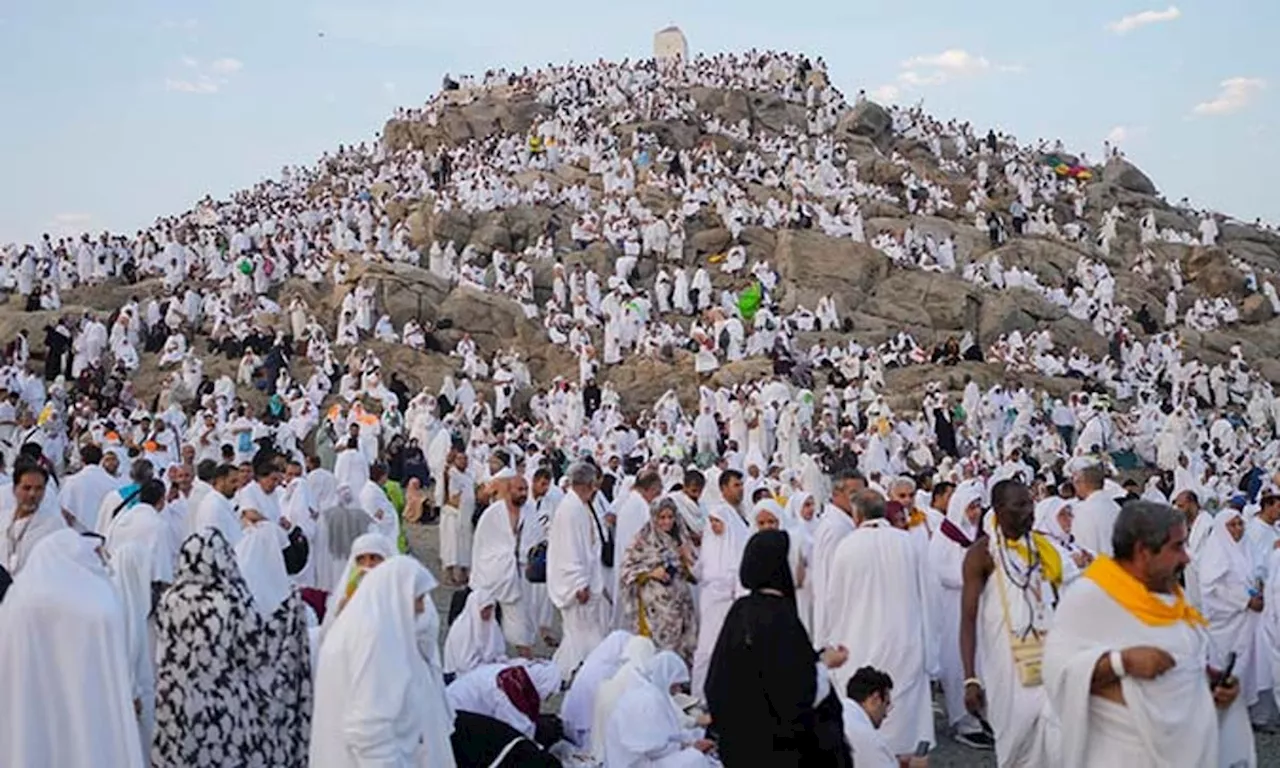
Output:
[382, 89, 550, 153]
[837, 101, 892, 143]
[1101, 158, 1158, 196]
[1184, 248, 1247, 299]
[855, 271, 978, 343]
[772, 229, 889, 317]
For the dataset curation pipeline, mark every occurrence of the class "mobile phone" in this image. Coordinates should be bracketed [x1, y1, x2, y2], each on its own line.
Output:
[1215, 652, 1238, 688]
[914, 740, 930, 757]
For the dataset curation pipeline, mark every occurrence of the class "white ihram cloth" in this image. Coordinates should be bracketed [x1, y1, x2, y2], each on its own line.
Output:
[1042, 577, 1219, 768]
[824, 519, 937, 755]
[547, 491, 610, 679]
[470, 500, 533, 647]
[0, 530, 144, 768]
[809, 503, 857, 645]
[975, 534, 1060, 767]
[59, 463, 121, 530]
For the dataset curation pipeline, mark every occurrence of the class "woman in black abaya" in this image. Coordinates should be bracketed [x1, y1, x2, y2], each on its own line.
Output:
[705, 530, 852, 767]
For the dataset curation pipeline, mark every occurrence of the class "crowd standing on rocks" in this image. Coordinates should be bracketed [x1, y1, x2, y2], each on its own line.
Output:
[3, 47, 1280, 767]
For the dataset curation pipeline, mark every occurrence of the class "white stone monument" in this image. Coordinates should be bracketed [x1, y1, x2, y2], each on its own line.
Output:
[653, 26, 688, 63]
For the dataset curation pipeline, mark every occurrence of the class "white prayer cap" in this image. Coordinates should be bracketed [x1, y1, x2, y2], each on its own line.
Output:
[493, 467, 516, 481]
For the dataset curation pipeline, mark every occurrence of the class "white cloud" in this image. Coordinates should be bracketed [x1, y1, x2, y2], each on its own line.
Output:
[1193, 77, 1266, 116]
[901, 49, 991, 78]
[209, 58, 243, 75]
[162, 18, 199, 31]
[867, 84, 901, 103]
[383, 81, 397, 94]
[872, 49, 1009, 102]
[1106, 6, 1181, 34]
[165, 77, 220, 94]
[165, 57, 243, 95]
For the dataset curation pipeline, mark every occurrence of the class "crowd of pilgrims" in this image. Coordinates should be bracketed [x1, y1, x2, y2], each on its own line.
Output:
[4, 48, 1280, 768]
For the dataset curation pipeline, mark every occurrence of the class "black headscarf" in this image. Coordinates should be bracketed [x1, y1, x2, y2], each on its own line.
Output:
[706, 530, 848, 767]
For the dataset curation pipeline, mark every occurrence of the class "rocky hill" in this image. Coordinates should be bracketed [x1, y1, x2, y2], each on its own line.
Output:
[13, 56, 1280, 420]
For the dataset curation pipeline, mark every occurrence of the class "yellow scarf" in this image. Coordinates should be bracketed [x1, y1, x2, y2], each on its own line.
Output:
[1003, 532, 1064, 588]
[907, 508, 929, 530]
[1085, 555, 1207, 627]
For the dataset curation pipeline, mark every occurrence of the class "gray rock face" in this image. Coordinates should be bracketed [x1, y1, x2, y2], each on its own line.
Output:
[837, 101, 892, 143]
[1101, 158, 1158, 196]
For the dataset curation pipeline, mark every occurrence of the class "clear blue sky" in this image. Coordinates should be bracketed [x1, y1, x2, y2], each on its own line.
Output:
[1, 0, 1274, 244]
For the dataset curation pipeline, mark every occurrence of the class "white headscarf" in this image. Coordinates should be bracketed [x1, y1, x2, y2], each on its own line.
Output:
[947, 480, 985, 540]
[322, 531, 395, 631]
[310, 557, 438, 765]
[235, 521, 292, 618]
[559, 630, 633, 745]
[591, 635, 657, 758]
[1034, 497, 1072, 546]
[1199, 508, 1254, 588]
[442, 587, 506, 676]
[0, 530, 144, 767]
[703, 503, 750, 598]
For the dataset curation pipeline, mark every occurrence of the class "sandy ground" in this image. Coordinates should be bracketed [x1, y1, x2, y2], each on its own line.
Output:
[404, 521, 1280, 767]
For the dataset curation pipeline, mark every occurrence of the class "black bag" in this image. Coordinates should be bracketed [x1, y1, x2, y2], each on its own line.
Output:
[591, 506, 615, 568]
[282, 526, 310, 576]
[525, 541, 548, 583]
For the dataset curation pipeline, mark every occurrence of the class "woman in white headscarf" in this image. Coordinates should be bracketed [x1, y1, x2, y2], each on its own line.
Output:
[927, 479, 987, 745]
[320, 531, 395, 637]
[592, 635, 658, 759]
[559, 629, 633, 747]
[690, 502, 748, 701]
[0, 530, 144, 768]
[310, 556, 454, 768]
[1033, 496, 1092, 577]
[443, 587, 508, 677]
[753, 498, 811, 634]
[235, 522, 313, 767]
[1199, 508, 1265, 711]
[111, 543, 158, 766]
[604, 650, 714, 767]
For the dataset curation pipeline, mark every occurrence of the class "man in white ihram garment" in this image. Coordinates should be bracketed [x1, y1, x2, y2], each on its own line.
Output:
[1070, 463, 1121, 557]
[547, 461, 610, 680]
[469, 470, 535, 657]
[810, 470, 864, 646]
[59, 444, 122, 530]
[1044, 501, 1252, 768]
[824, 489, 937, 761]
[959, 479, 1060, 767]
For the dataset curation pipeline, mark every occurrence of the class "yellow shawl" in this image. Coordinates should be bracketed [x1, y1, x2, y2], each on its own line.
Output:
[1085, 555, 1207, 628]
